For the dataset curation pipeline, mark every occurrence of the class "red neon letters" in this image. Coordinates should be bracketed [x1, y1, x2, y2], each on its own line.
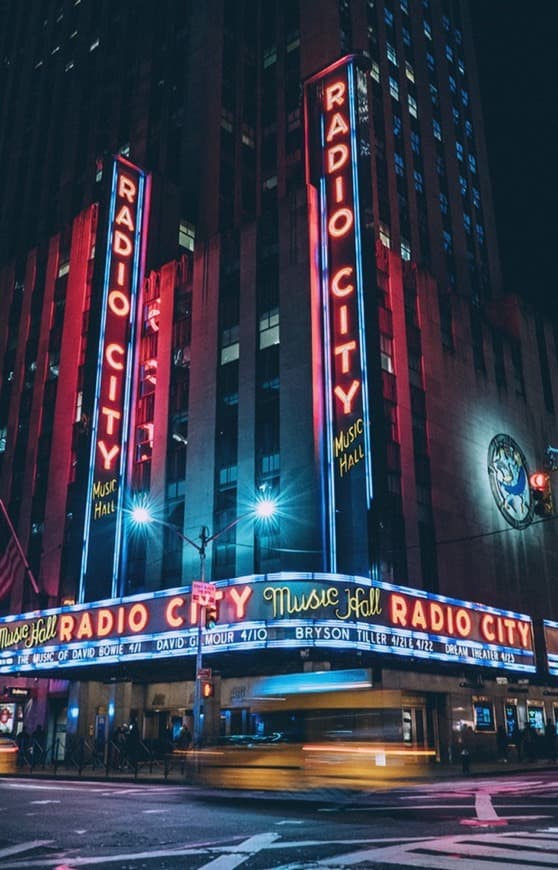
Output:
[323, 77, 361, 419]
[389, 592, 533, 649]
[96, 171, 138, 475]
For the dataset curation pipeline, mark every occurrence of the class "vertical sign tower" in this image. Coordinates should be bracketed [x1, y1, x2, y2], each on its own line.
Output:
[79, 157, 151, 602]
[305, 55, 375, 576]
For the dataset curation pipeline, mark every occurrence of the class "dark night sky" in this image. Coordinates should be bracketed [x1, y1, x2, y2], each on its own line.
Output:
[470, 2, 558, 312]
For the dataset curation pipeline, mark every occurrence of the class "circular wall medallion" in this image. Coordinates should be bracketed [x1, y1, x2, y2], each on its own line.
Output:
[487, 434, 533, 529]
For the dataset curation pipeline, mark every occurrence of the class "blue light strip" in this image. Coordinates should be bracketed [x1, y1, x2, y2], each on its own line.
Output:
[78, 161, 119, 604]
[111, 167, 145, 598]
[319, 118, 337, 573]
[347, 62, 374, 506]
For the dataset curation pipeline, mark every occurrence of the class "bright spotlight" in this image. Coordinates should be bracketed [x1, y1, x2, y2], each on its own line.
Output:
[254, 498, 276, 519]
[130, 505, 153, 525]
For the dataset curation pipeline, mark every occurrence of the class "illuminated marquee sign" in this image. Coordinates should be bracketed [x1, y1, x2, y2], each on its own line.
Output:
[305, 55, 374, 574]
[0, 573, 536, 675]
[79, 157, 150, 603]
[543, 620, 558, 676]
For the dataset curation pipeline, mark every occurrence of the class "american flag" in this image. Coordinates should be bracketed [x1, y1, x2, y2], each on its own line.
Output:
[0, 512, 21, 601]
[0, 500, 24, 601]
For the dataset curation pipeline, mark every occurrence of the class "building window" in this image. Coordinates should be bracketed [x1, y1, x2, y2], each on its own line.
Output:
[263, 45, 277, 68]
[468, 154, 477, 173]
[413, 170, 424, 193]
[472, 186, 481, 208]
[459, 174, 468, 195]
[408, 95, 418, 118]
[370, 60, 380, 82]
[432, 119, 442, 141]
[387, 42, 398, 65]
[442, 230, 453, 253]
[456, 141, 464, 162]
[389, 76, 399, 100]
[221, 326, 240, 364]
[439, 192, 449, 214]
[379, 223, 391, 248]
[446, 44, 453, 62]
[385, 8, 394, 26]
[401, 238, 411, 261]
[424, 21, 432, 39]
[380, 334, 394, 373]
[402, 25, 411, 46]
[259, 308, 280, 349]
[178, 220, 195, 251]
[218, 464, 238, 489]
[405, 61, 415, 82]
[261, 452, 280, 475]
[410, 131, 421, 154]
[394, 152, 405, 176]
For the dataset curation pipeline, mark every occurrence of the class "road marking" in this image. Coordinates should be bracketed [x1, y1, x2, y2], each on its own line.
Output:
[29, 800, 61, 805]
[197, 833, 280, 870]
[0, 842, 53, 859]
[142, 809, 168, 813]
[276, 820, 304, 825]
[311, 829, 558, 869]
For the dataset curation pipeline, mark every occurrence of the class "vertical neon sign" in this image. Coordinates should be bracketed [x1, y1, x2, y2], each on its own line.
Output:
[305, 55, 374, 575]
[79, 157, 151, 603]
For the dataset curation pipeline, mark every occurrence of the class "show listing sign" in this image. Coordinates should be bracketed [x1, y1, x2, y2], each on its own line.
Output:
[543, 620, 558, 676]
[0, 574, 536, 674]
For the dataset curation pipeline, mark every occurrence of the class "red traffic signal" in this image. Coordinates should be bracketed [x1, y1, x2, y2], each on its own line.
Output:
[201, 680, 214, 699]
[530, 471, 548, 490]
[530, 471, 553, 517]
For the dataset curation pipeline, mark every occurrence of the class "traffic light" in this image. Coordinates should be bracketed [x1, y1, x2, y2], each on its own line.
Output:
[201, 680, 214, 699]
[205, 605, 218, 629]
[530, 471, 553, 516]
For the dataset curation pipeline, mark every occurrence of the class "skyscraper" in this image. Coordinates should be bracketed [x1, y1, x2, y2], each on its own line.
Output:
[0, 1, 556, 765]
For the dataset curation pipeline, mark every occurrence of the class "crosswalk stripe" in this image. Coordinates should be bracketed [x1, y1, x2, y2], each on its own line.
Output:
[0, 842, 53, 860]
[318, 829, 558, 869]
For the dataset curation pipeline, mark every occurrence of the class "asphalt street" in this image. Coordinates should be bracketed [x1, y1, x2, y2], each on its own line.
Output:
[1, 770, 558, 868]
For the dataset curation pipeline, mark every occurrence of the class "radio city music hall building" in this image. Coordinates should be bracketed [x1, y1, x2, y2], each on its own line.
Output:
[1, 0, 558, 764]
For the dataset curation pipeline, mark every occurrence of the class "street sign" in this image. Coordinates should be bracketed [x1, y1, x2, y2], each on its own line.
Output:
[192, 581, 217, 607]
[197, 667, 212, 679]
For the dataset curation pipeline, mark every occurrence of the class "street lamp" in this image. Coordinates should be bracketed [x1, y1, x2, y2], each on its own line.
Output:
[130, 497, 276, 746]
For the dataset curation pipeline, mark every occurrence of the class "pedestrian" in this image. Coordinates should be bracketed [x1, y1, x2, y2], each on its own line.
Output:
[524, 725, 537, 762]
[511, 725, 524, 762]
[32, 724, 46, 765]
[176, 725, 191, 750]
[460, 726, 472, 775]
[496, 725, 508, 762]
[126, 718, 140, 765]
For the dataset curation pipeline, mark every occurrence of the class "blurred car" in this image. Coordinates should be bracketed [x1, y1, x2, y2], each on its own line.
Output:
[0, 737, 18, 774]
